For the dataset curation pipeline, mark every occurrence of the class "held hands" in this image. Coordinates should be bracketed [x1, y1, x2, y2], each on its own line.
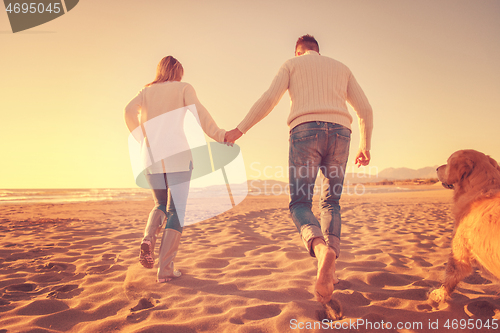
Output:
[355, 149, 371, 167]
[224, 128, 243, 147]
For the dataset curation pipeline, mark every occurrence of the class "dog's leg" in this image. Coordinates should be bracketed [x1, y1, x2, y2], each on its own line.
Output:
[430, 229, 472, 303]
[442, 252, 472, 295]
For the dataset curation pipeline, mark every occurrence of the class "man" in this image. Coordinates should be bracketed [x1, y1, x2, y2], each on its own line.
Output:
[225, 35, 373, 305]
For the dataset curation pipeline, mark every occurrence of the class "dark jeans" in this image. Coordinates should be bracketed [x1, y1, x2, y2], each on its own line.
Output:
[289, 121, 351, 257]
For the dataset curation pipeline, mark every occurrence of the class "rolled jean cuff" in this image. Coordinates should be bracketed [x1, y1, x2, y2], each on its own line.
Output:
[325, 235, 340, 259]
[300, 224, 341, 259]
[300, 224, 324, 258]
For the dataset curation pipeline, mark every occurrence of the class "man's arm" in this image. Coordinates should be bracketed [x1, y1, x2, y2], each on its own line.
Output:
[355, 150, 371, 167]
[224, 128, 243, 144]
[235, 64, 290, 135]
[346, 73, 373, 153]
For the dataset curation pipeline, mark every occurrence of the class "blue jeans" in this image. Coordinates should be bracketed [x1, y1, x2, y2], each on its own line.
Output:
[145, 171, 192, 233]
[289, 121, 351, 258]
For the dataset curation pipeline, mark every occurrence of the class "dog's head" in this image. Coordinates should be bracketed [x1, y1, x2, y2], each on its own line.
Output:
[437, 150, 500, 192]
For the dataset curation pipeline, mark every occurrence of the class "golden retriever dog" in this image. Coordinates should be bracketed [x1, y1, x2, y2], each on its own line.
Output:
[429, 149, 500, 303]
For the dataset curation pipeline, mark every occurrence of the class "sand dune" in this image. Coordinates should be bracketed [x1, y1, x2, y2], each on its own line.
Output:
[1, 187, 499, 332]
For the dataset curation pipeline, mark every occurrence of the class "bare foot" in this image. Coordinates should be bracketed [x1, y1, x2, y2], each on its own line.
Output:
[313, 239, 336, 304]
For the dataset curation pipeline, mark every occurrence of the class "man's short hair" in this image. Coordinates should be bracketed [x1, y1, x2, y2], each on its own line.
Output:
[295, 34, 319, 52]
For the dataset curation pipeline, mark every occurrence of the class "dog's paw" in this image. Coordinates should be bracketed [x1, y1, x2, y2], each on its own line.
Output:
[428, 286, 448, 304]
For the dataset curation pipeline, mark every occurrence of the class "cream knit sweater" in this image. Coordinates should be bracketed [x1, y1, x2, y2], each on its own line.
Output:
[125, 81, 226, 174]
[237, 51, 373, 151]
[125, 81, 225, 143]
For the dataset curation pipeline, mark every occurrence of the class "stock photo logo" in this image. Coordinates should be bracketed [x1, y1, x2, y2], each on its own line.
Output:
[128, 105, 248, 227]
[4, 0, 79, 33]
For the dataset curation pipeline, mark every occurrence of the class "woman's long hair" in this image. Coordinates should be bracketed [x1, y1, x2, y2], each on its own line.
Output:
[146, 56, 184, 87]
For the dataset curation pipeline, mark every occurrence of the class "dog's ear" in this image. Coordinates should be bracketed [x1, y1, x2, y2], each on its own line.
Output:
[447, 156, 474, 185]
[487, 155, 500, 173]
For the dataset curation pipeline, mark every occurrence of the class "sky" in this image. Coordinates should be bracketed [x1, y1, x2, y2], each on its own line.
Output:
[0, 0, 499, 188]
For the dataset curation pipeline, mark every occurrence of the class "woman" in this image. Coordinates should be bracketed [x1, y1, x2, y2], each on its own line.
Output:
[125, 56, 226, 282]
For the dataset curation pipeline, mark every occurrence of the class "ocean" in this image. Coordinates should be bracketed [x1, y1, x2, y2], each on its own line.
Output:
[0, 188, 151, 205]
[0, 184, 440, 205]
[0, 187, 246, 226]
[0, 185, 441, 226]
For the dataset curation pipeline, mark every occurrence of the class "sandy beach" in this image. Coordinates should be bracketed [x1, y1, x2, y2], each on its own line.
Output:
[1, 187, 499, 333]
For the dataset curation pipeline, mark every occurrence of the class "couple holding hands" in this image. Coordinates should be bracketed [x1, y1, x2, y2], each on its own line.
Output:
[125, 34, 373, 307]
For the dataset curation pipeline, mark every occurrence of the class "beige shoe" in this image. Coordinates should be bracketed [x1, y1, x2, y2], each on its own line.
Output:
[139, 240, 154, 269]
[157, 228, 182, 281]
[141, 209, 167, 267]
[157, 270, 182, 283]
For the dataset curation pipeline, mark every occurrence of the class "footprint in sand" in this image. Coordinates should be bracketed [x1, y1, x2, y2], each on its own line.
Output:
[87, 263, 128, 274]
[130, 298, 155, 312]
[17, 299, 69, 315]
[47, 284, 82, 299]
[334, 280, 352, 290]
[336, 291, 371, 306]
[410, 256, 433, 268]
[6, 283, 37, 292]
[464, 300, 498, 319]
[127, 298, 156, 323]
[317, 298, 343, 321]
[38, 262, 69, 271]
[101, 253, 118, 262]
[53, 284, 79, 293]
[87, 264, 111, 274]
[229, 304, 282, 324]
[463, 270, 492, 285]
[31, 272, 65, 283]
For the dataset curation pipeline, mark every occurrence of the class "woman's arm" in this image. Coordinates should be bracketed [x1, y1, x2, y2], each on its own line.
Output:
[124, 89, 143, 133]
[184, 84, 226, 142]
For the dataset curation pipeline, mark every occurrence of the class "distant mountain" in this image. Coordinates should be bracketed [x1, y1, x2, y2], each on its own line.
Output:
[246, 166, 440, 188]
[343, 166, 439, 184]
[377, 166, 439, 180]
[247, 179, 289, 195]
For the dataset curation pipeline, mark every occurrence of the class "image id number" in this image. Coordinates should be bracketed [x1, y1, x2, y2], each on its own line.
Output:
[444, 318, 498, 330]
[6, 2, 62, 14]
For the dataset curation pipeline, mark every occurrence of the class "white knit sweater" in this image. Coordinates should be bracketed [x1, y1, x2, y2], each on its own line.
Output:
[125, 81, 226, 174]
[237, 50, 373, 150]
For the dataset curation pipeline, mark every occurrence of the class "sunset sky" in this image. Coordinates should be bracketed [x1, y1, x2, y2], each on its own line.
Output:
[1, 0, 499, 188]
